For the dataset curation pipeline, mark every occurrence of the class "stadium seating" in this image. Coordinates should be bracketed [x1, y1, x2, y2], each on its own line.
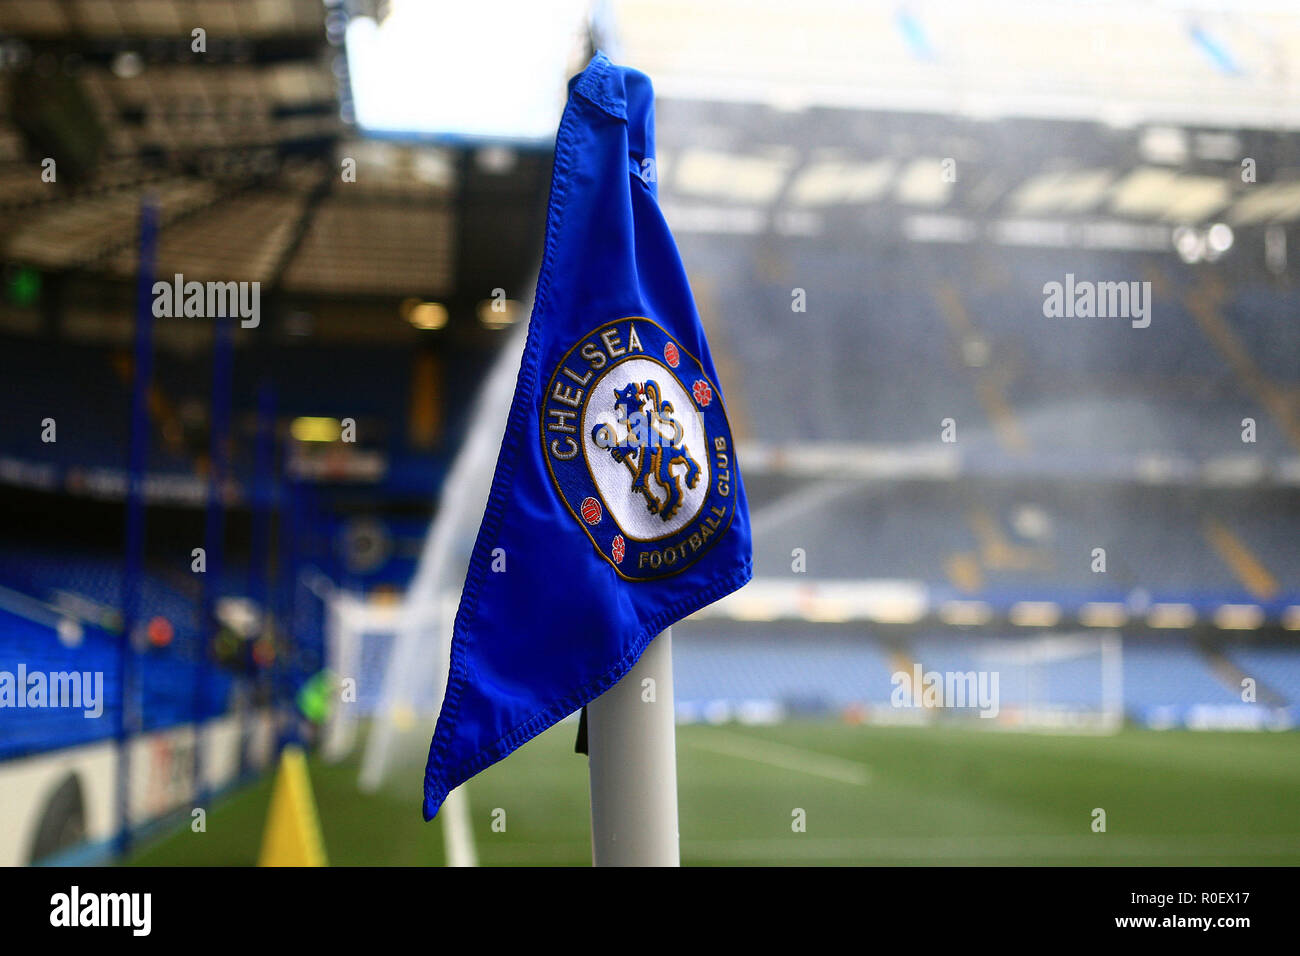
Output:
[673, 624, 897, 713]
[673, 624, 1284, 720]
[685, 236, 1295, 471]
[1226, 646, 1300, 704]
[0, 605, 120, 759]
[0, 543, 242, 752]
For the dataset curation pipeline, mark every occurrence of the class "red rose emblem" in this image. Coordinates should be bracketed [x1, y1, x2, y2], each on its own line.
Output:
[611, 535, 626, 564]
[692, 380, 713, 407]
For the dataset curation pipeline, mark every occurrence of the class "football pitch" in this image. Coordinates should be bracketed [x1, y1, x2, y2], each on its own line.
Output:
[126, 722, 1300, 866]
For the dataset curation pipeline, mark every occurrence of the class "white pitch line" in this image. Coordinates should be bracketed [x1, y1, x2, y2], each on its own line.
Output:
[688, 728, 870, 785]
[462, 834, 1300, 865]
[684, 834, 1300, 863]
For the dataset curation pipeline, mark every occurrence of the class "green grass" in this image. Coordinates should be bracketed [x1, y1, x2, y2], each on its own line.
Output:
[126, 722, 1300, 866]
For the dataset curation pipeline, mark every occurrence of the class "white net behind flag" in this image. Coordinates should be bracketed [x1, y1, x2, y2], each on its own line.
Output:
[974, 632, 1124, 733]
[322, 592, 401, 762]
[355, 320, 529, 792]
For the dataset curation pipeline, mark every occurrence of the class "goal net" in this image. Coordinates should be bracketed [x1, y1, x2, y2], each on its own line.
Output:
[971, 631, 1124, 732]
[321, 591, 403, 762]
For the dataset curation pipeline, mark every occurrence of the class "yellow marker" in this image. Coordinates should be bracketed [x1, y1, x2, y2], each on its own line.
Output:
[934, 282, 1029, 453]
[1187, 285, 1300, 453]
[1204, 518, 1278, 601]
[967, 509, 1041, 572]
[944, 552, 984, 593]
[889, 651, 933, 709]
[258, 745, 328, 867]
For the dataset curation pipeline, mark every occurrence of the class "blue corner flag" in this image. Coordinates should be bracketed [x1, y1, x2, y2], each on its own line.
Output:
[422, 53, 752, 819]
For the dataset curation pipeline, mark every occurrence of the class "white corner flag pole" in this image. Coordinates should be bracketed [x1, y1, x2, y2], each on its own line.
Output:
[587, 627, 680, 866]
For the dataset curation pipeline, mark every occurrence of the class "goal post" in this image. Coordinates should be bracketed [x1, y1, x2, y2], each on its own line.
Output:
[321, 591, 405, 763]
[971, 631, 1124, 732]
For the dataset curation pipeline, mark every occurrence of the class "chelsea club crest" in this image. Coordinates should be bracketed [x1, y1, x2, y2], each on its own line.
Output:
[541, 317, 738, 580]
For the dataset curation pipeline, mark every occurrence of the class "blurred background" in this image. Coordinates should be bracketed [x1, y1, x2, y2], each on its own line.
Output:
[1, 0, 1299, 866]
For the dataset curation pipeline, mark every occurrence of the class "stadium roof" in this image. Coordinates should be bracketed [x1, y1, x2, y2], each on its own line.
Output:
[612, 0, 1300, 132]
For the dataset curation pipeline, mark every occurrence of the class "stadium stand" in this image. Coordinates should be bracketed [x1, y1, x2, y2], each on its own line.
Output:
[1, 0, 1299, 869]
[0, 603, 121, 759]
